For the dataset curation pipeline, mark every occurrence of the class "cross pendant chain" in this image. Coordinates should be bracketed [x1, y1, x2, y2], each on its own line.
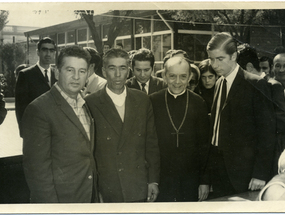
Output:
[165, 90, 189, 148]
[172, 131, 184, 147]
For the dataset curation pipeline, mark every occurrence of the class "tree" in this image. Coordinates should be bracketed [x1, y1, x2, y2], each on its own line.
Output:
[171, 10, 265, 44]
[0, 10, 9, 31]
[75, 10, 132, 54]
[0, 43, 25, 96]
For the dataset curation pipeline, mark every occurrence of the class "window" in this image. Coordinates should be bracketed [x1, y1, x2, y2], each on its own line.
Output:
[58, 33, 65, 45]
[78, 29, 87, 42]
[135, 18, 151, 34]
[152, 35, 162, 61]
[67, 31, 75, 43]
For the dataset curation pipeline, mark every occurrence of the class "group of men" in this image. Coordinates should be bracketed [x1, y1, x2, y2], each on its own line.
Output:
[14, 32, 285, 203]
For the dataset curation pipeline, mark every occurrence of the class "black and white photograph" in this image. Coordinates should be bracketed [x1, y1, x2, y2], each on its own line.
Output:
[1, 1, 285, 213]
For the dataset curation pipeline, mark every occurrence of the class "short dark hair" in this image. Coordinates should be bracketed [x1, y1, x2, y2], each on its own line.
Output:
[37, 37, 56, 50]
[103, 48, 129, 67]
[116, 43, 123, 48]
[57, 45, 91, 70]
[237, 45, 260, 71]
[198, 59, 217, 76]
[260, 56, 273, 68]
[132, 48, 155, 69]
[207, 32, 237, 56]
[84, 47, 101, 72]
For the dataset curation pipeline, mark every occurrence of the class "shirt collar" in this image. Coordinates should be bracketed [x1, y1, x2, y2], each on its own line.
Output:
[224, 63, 239, 93]
[55, 83, 85, 108]
[136, 79, 150, 88]
[106, 85, 127, 106]
[167, 88, 186, 99]
[37, 61, 51, 73]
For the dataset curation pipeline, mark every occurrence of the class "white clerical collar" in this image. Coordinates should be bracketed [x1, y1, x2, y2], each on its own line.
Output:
[167, 88, 186, 99]
[106, 85, 127, 106]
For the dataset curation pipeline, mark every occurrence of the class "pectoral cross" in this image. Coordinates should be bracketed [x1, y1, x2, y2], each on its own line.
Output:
[171, 130, 184, 147]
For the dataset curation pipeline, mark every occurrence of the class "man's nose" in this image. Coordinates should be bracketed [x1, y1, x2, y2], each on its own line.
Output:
[115, 68, 121, 77]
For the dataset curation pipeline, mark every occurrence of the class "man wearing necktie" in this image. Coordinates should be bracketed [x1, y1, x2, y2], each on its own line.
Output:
[207, 32, 276, 198]
[15, 37, 57, 136]
[126, 48, 166, 95]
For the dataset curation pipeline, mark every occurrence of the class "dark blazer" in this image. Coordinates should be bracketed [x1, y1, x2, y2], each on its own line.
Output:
[210, 67, 276, 193]
[15, 64, 57, 134]
[125, 76, 167, 95]
[85, 87, 160, 202]
[22, 86, 98, 203]
[0, 93, 7, 125]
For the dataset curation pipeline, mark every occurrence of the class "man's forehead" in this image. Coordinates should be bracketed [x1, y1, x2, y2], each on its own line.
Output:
[40, 43, 55, 48]
[273, 55, 285, 65]
[106, 57, 128, 65]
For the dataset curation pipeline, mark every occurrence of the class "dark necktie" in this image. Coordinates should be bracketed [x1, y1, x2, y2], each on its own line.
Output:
[141, 83, 147, 94]
[44, 69, 49, 84]
[220, 78, 227, 112]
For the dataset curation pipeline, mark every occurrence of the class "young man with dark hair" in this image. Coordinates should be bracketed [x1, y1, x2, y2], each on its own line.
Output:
[126, 48, 166, 95]
[207, 32, 276, 198]
[259, 56, 273, 78]
[22, 45, 98, 203]
[85, 48, 160, 203]
[82, 47, 106, 96]
[15, 37, 57, 136]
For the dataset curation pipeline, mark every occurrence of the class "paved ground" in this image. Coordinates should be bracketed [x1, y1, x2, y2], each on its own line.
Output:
[0, 101, 22, 158]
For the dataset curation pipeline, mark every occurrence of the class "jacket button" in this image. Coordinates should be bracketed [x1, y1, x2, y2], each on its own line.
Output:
[118, 168, 124, 172]
[117, 152, 122, 155]
[107, 136, 111, 140]
[88, 175, 92, 179]
[138, 133, 141, 136]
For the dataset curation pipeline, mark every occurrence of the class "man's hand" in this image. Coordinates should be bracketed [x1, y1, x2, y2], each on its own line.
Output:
[147, 183, 159, 202]
[248, 178, 266, 191]
[198, 184, 209, 201]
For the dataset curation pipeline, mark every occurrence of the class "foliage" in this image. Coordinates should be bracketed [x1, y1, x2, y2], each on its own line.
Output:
[0, 10, 9, 31]
[0, 43, 26, 96]
[75, 10, 132, 54]
[171, 10, 265, 44]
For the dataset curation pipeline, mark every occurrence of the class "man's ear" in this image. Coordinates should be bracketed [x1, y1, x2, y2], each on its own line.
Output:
[55, 67, 59, 80]
[231, 52, 238, 61]
[246, 62, 254, 72]
[102, 67, 107, 78]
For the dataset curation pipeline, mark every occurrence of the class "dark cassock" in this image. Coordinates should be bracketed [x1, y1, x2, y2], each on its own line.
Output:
[150, 88, 210, 202]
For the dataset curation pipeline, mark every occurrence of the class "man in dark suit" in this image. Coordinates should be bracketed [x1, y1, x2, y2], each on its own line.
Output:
[0, 92, 7, 125]
[15, 37, 57, 136]
[22, 46, 98, 203]
[126, 48, 166, 95]
[207, 32, 276, 198]
[85, 48, 160, 203]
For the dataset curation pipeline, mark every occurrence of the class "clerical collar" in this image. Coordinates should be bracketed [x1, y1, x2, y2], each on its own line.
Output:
[167, 88, 186, 99]
[106, 85, 127, 106]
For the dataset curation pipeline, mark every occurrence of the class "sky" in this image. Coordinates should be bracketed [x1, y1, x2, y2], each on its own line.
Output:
[1, 3, 111, 28]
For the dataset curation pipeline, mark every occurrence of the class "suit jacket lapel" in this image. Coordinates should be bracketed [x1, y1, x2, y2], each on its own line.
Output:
[224, 68, 243, 109]
[35, 65, 51, 88]
[132, 77, 141, 91]
[118, 88, 137, 149]
[98, 88, 123, 136]
[50, 68, 57, 86]
[51, 86, 90, 141]
[148, 76, 155, 95]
